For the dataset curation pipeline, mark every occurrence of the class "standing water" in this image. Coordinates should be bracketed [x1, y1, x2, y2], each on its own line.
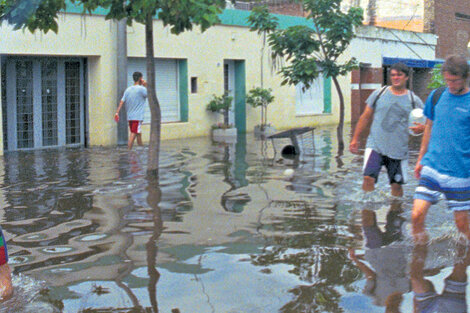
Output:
[0, 126, 467, 312]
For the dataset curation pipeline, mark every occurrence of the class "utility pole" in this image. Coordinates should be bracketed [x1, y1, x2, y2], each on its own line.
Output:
[116, 19, 128, 145]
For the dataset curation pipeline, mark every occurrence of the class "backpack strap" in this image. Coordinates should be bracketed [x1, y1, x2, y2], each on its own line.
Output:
[431, 86, 446, 117]
[371, 86, 388, 110]
[409, 90, 416, 109]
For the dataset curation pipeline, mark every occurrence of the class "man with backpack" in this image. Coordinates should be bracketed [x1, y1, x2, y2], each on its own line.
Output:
[350, 62, 424, 197]
[412, 55, 470, 241]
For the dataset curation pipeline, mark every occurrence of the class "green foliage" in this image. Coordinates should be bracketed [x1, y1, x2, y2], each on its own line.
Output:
[206, 93, 233, 113]
[0, 0, 66, 33]
[158, 0, 225, 34]
[247, 87, 274, 129]
[0, 0, 225, 35]
[247, 5, 278, 35]
[427, 64, 445, 89]
[246, 87, 274, 108]
[206, 92, 233, 127]
[248, 0, 363, 89]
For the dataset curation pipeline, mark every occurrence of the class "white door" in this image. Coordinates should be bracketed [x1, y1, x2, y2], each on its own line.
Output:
[127, 58, 179, 123]
[224, 60, 235, 126]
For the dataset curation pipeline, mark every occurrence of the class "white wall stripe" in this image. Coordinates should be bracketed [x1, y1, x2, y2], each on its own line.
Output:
[351, 83, 382, 90]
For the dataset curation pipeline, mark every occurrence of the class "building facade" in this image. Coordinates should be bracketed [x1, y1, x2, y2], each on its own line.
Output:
[0, 5, 438, 154]
[350, 26, 437, 122]
[424, 0, 470, 58]
[0, 8, 341, 155]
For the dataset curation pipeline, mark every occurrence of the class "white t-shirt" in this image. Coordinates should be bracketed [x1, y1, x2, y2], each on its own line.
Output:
[122, 85, 148, 121]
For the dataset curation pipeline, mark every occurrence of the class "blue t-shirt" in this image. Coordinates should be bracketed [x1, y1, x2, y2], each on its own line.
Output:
[121, 85, 148, 121]
[421, 88, 470, 178]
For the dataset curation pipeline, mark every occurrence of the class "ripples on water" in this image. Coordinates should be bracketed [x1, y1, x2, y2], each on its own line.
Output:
[0, 127, 466, 312]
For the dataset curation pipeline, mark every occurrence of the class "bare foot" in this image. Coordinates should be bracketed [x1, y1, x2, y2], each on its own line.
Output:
[0, 263, 13, 301]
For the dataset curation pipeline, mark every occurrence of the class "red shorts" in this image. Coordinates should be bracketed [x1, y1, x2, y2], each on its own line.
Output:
[128, 120, 142, 134]
[0, 228, 8, 266]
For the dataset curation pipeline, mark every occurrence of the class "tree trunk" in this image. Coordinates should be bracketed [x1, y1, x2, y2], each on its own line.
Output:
[224, 110, 229, 126]
[145, 13, 161, 177]
[332, 76, 345, 152]
[261, 32, 265, 129]
[261, 32, 265, 88]
[261, 105, 265, 128]
[263, 104, 268, 129]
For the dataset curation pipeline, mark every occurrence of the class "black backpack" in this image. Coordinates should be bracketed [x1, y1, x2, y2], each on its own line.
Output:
[430, 86, 446, 116]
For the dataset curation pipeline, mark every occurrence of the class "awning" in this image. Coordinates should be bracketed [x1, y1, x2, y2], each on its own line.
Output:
[382, 57, 444, 68]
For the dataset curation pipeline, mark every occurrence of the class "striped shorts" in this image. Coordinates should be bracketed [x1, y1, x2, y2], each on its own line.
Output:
[414, 166, 470, 211]
[0, 227, 8, 266]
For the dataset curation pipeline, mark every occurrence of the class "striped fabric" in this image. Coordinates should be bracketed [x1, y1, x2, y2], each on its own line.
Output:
[415, 166, 470, 211]
[0, 227, 8, 266]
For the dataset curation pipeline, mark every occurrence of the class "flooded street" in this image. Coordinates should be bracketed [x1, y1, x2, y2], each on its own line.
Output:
[0, 125, 467, 312]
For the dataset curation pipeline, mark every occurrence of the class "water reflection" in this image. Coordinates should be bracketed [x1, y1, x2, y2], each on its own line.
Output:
[0, 236, 12, 302]
[349, 201, 409, 311]
[145, 175, 163, 312]
[411, 238, 469, 313]
[0, 146, 194, 311]
[0, 126, 466, 312]
[219, 134, 250, 213]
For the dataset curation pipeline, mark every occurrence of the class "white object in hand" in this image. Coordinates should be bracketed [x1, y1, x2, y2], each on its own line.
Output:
[283, 169, 294, 178]
[409, 108, 425, 136]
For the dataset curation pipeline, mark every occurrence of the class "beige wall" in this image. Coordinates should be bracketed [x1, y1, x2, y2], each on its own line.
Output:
[0, 11, 350, 150]
[0, 13, 119, 147]
[127, 21, 346, 143]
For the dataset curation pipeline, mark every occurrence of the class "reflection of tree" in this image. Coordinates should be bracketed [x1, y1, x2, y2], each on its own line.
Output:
[253, 246, 359, 313]
[146, 175, 163, 313]
[251, 201, 360, 312]
[280, 283, 343, 313]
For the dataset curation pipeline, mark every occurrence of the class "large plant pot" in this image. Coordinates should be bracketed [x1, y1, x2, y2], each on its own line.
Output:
[212, 127, 237, 143]
[254, 125, 276, 139]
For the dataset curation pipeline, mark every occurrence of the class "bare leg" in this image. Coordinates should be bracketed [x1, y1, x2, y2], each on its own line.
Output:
[391, 183, 403, 197]
[136, 133, 143, 146]
[390, 198, 403, 212]
[362, 176, 375, 192]
[128, 132, 137, 150]
[362, 209, 376, 227]
[411, 199, 432, 242]
[454, 210, 470, 241]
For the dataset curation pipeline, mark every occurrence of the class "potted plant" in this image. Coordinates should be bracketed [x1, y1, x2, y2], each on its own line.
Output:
[206, 92, 237, 141]
[246, 87, 275, 136]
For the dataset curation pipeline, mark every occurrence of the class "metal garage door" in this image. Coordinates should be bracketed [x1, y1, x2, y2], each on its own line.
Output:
[127, 58, 179, 123]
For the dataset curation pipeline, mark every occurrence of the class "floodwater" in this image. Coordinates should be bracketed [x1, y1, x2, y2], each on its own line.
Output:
[0, 126, 468, 313]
